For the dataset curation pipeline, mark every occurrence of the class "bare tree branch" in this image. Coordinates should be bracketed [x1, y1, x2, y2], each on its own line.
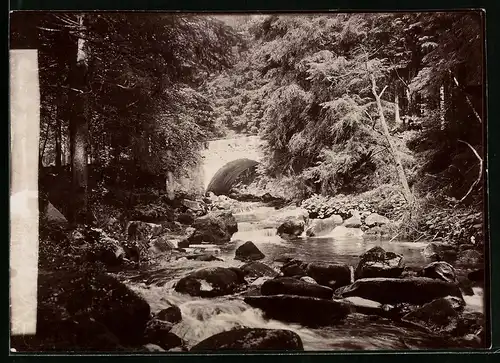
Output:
[37, 26, 63, 32]
[115, 83, 136, 90]
[363, 109, 373, 123]
[390, 59, 411, 90]
[457, 139, 483, 203]
[378, 85, 388, 99]
[370, 73, 415, 205]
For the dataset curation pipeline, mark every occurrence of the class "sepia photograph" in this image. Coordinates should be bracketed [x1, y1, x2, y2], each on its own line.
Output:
[9, 11, 488, 352]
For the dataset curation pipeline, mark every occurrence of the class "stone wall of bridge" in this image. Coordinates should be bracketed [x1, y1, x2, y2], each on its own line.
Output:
[166, 135, 263, 196]
[201, 135, 263, 191]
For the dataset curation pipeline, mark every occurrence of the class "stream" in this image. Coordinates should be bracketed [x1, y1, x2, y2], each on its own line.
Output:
[117, 202, 484, 351]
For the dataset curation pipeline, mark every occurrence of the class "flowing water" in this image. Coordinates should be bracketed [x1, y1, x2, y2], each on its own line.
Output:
[119, 202, 484, 351]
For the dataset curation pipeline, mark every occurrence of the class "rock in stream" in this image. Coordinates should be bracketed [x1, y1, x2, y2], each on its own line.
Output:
[244, 295, 350, 326]
[337, 277, 464, 305]
[190, 328, 304, 351]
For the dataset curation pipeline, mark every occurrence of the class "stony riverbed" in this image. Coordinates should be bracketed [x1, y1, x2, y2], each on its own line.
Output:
[18, 194, 485, 352]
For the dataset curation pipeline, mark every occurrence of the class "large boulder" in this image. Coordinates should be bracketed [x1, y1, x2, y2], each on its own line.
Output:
[260, 277, 334, 299]
[401, 297, 464, 334]
[156, 306, 182, 324]
[181, 199, 206, 215]
[190, 328, 303, 351]
[364, 213, 390, 227]
[235, 241, 265, 261]
[343, 215, 362, 228]
[37, 269, 151, 346]
[144, 319, 175, 346]
[244, 295, 350, 326]
[341, 296, 386, 317]
[240, 262, 278, 279]
[174, 267, 246, 297]
[144, 319, 184, 351]
[305, 262, 352, 289]
[266, 207, 309, 238]
[188, 211, 238, 245]
[43, 201, 68, 226]
[354, 247, 405, 279]
[305, 215, 343, 237]
[421, 261, 457, 283]
[422, 242, 457, 263]
[337, 277, 463, 305]
[276, 218, 305, 239]
[280, 259, 307, 277]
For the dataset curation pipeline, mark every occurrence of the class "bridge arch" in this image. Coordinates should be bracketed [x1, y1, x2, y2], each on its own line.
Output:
[206, 158, 259, 195]
[202, 135, 263, 194]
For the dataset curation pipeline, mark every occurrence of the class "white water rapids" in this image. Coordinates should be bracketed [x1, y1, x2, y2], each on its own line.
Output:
[120, 203, 484, 351]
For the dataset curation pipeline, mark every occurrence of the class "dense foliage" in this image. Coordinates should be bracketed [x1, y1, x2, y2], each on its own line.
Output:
[11, 12, 240, 222]
[209, 13, 484, 206]
[11, 12, 485, 238]
[12, 12, 239, 183]
[10, 13, 487, 353]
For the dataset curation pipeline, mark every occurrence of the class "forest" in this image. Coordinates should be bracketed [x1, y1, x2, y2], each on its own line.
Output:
[10, 12, 487, 352]
[207, 13, 485, 243]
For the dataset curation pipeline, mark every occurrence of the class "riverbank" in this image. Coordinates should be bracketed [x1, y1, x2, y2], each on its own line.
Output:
[12, 189, 486, 352]
[231, 181, 484, 246]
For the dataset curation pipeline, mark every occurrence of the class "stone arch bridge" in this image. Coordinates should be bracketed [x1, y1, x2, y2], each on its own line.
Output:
[202, 135, 263, 195]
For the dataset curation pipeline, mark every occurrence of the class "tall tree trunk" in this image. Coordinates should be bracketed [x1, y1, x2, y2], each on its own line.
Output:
[39, 117, 51, 164]
[68, 15, 90, 224]
[405, 87, 412, 116]
[165, 150, 175, 200]
[62, 130, 69, 166]
[55, 107, 62, 169]
[62, 137, 69, 167]
[371, 75, 414, 205]
[394, 90, 401, 125]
